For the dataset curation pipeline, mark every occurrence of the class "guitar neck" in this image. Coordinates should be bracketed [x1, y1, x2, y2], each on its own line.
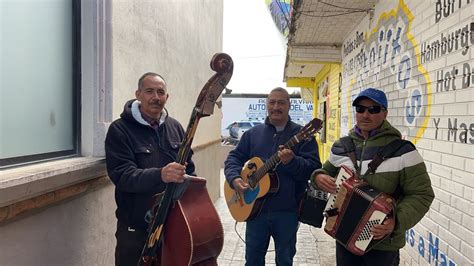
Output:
[253, 135, 301, 183]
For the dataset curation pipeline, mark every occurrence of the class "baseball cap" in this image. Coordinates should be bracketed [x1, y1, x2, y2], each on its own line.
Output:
[352, 88, 388, 109]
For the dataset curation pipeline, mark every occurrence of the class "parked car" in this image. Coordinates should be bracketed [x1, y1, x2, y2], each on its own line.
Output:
[221, 120, 262, 140]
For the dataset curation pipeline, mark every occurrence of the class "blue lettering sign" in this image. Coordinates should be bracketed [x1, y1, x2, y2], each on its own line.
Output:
[409, 228, 415, 247]
[428, 232, 439, 264]
[440, 252, 447, 266]
[248, 104, 266, 111]
[418, 236, 425, 257]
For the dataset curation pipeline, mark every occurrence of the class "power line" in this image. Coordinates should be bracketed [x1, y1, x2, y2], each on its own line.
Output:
[298, 10, 367, 18]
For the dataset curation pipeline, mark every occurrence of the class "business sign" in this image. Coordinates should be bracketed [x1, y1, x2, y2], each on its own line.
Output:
[221, 96, 313, 129]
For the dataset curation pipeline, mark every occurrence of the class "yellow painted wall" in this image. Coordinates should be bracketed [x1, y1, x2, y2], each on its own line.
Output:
[311, 64, 341, 162]
[287, 64, 342, 162]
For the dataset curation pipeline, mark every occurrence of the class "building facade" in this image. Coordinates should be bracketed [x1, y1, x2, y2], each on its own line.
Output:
[285, 0, 473, 265]
[0, 0, 224, 265]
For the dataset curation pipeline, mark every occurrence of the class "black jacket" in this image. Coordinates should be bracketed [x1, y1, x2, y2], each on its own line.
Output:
[105, 99, 195, 230]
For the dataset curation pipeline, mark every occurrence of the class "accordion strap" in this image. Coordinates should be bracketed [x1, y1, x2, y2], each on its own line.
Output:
[340, 136, 358, 172]
[340, 136, 415, 200]
[365, 139, 414, 176]
[340, 136, 414, 176]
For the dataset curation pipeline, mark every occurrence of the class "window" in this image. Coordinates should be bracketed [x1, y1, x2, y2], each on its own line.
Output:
[0, 0, 80, 167]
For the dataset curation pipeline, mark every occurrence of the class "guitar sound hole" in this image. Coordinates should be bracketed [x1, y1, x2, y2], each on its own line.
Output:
[248, 162, 257, 170]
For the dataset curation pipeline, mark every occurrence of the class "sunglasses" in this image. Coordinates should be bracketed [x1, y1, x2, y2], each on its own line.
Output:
[355, 105, 385, 114]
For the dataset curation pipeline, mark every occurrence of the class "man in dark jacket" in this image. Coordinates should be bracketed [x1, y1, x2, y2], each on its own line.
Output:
[105, 72, 195, 266]
[224, 87, 321, 266]
[312, 88, 434, 265]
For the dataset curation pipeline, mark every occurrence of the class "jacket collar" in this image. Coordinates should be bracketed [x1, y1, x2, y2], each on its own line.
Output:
[131, 100, 168, 127]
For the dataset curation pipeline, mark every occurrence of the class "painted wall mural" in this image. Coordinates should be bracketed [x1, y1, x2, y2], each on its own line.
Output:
[265, 0, 291, 37]
[339, 0, 473, 265]
[342, 0, 432, 143]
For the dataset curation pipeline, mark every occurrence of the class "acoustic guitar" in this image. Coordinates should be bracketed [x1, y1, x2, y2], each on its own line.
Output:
[223, 118, 323, 222]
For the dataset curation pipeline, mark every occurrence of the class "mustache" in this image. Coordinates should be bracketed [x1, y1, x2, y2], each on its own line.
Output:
[149, 101, 162, 106]
[270, 110, 283, 114]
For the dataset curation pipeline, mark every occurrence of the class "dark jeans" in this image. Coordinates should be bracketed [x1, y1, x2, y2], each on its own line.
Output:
[245, 211, 298, 266]
[336, 242, 400, 266]
[115, 222, 148, 266]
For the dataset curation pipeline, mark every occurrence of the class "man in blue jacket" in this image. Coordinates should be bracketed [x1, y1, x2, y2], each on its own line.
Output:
[105, 72, 195, 266]
[224, 87, 321, 266]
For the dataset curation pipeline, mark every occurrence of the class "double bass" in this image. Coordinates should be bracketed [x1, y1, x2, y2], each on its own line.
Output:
[138, 53, 233, 266]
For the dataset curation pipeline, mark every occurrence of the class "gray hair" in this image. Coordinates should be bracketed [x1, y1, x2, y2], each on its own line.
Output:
[268, 87, 290, 102]
[138, 72, 166, 90]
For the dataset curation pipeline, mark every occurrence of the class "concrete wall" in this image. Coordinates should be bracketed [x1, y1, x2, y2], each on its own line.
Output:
[111, 0, 225, 199]
[0, 147, 220, 266]
[339, 1, 473, 265]
[0, 181, 116, 266]
[111, 0, 225, 147]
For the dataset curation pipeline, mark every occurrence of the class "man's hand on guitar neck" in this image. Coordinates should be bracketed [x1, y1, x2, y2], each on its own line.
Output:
[232, 177, 249, 192]
[277, 145, 295, 165]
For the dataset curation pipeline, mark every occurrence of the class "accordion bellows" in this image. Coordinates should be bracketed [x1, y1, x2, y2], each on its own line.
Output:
[324, 166, 395, 256]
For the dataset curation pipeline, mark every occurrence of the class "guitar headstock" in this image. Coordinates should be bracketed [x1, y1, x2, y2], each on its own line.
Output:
[295, 118, 323, 141]
[195, 53, 233, 118]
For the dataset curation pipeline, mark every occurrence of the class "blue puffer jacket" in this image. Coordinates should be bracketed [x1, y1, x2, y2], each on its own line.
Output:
[224, 117, 321, 214]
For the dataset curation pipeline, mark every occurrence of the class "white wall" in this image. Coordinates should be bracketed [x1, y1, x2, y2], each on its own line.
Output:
[340, 1, 473, 265]
[112, 0, 224, 147]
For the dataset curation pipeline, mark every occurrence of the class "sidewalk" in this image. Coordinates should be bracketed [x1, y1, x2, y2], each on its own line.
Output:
[215, 169, 336, 266]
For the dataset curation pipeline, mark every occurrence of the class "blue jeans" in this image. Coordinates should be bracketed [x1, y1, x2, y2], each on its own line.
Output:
[245, 211, 298, 266]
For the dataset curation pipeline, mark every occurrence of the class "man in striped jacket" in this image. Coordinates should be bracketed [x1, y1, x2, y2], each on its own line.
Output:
[312, 88, 434, 266]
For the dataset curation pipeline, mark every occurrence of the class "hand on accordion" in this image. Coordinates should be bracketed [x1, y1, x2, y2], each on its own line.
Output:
[314, 173, 337, 194]
[371, 216, 395, 240]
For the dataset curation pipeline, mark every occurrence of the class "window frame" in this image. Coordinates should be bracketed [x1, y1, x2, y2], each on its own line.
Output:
[0, 0, 81, 168]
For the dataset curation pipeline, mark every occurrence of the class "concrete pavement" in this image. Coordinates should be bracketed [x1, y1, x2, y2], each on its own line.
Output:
[215, 169, 336, 265]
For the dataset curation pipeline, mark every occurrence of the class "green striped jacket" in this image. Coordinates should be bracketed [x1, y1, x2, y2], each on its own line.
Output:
[311, 120, 434, 251]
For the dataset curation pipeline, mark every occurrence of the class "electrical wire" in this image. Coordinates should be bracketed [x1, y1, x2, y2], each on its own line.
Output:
[318, 0, 369, 12]
[298, 10, 367, 18]
[296, 1, 373, 18]
[274, 0, 291, 30]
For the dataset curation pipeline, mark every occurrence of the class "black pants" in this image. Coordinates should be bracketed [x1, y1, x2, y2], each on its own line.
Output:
[336, 242, 400, 266]
[115, 222, 148, 266]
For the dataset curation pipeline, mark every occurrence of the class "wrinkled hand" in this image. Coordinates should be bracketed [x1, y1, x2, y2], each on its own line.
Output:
[232, 177, 249, 193]
[161, 162, 187, 183]
[315, 174, 337, 194]
[278, 145, 294, 165]
[371, 216, 395, 240]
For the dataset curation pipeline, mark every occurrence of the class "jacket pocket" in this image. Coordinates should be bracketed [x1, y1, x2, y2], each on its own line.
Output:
[134, 145, 154, 154]
[134, 145, 154, 168]
[169, 141, 181, 150]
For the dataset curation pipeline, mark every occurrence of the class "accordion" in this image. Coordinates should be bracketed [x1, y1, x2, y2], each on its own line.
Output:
[324, 165, 395, 256]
